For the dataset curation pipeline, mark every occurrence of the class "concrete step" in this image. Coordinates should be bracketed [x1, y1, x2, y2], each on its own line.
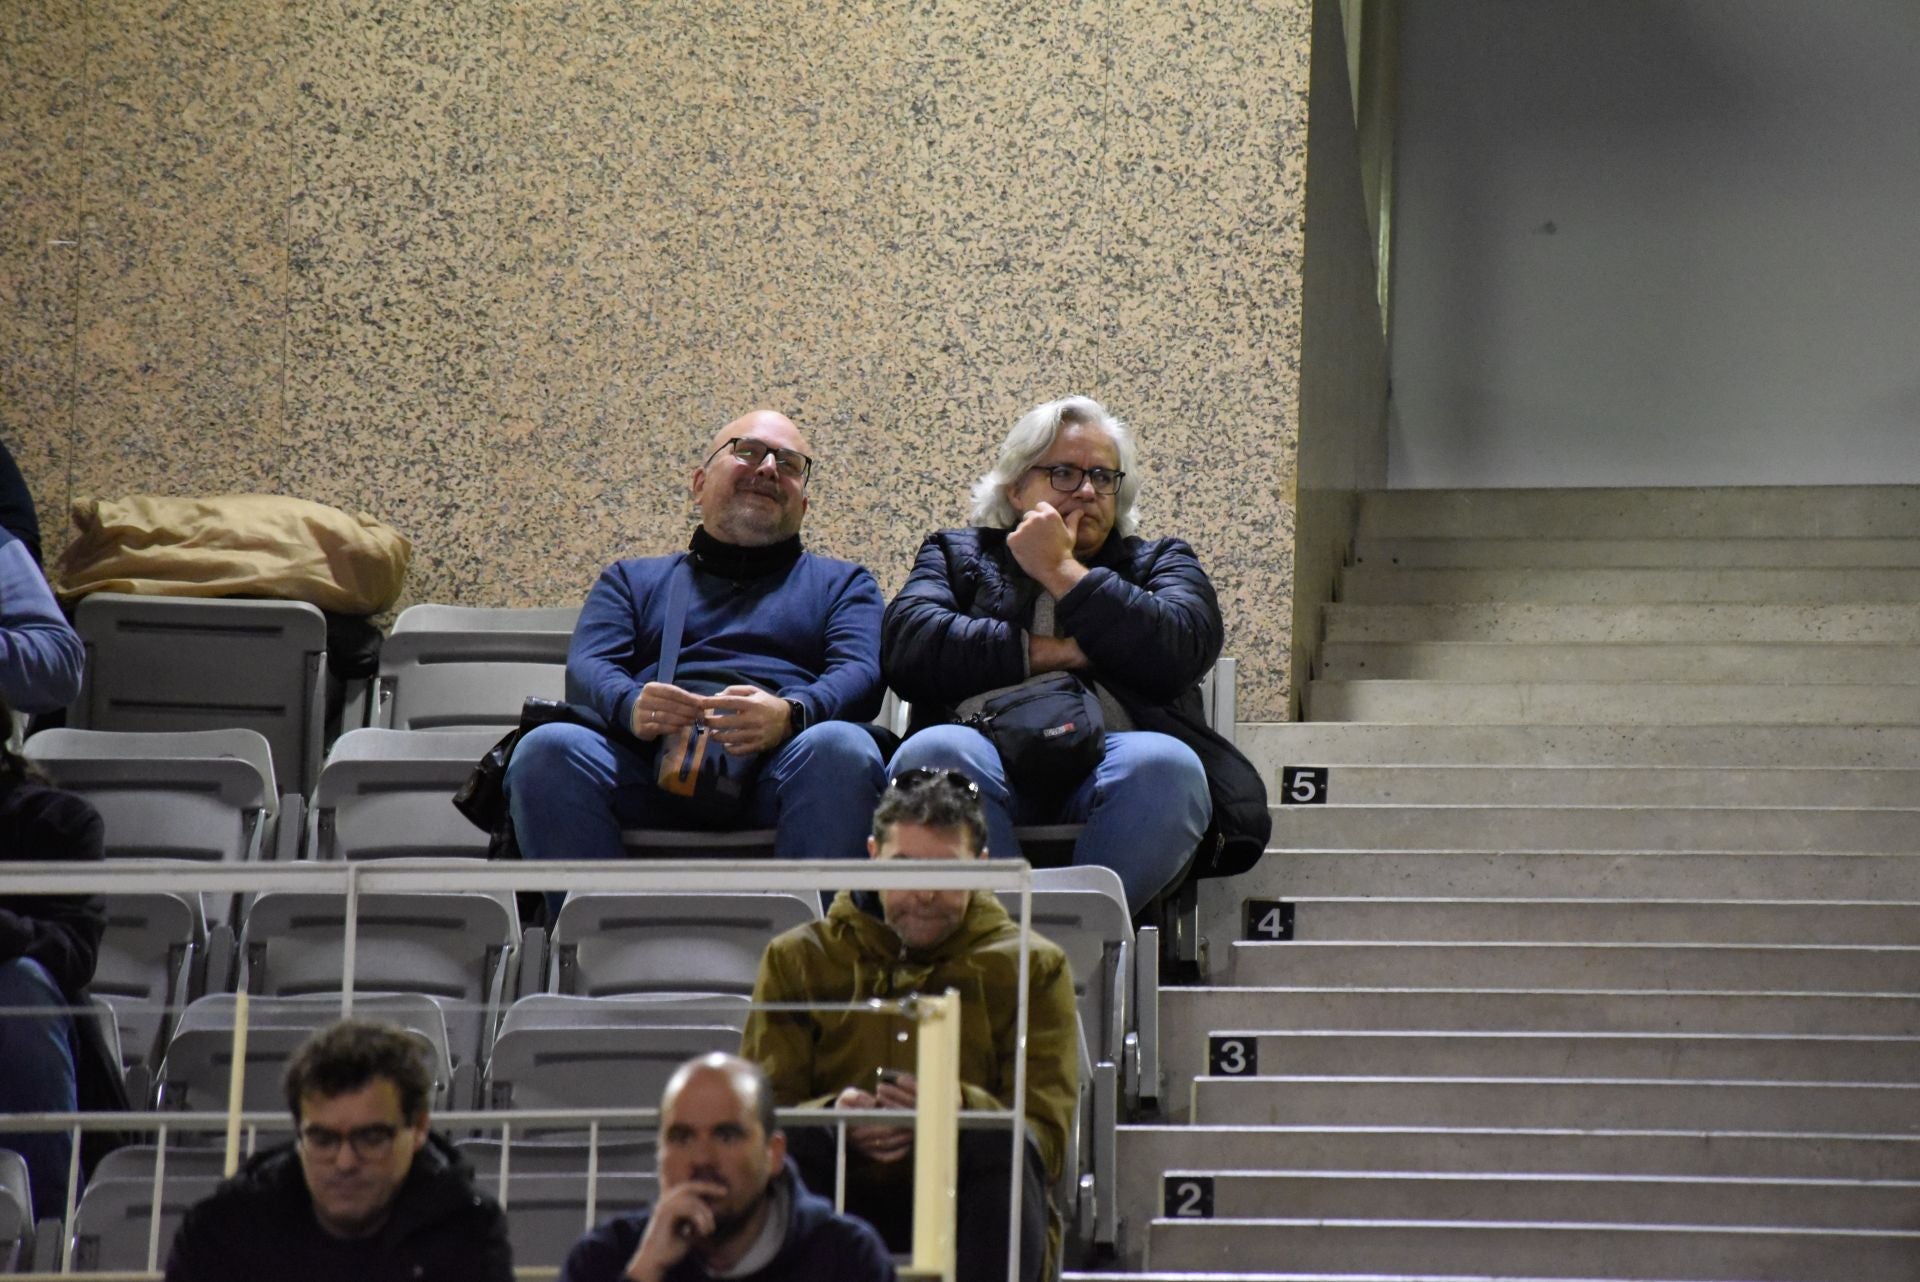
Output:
[1271, 898, 1920, 946]
[1292, 764, 1920, 807]
[1156, 989, 1920, 1120]
[1154, 1168, 1920, 1230]
[1318, 641, 1920, 683]
[1352, 536, 1920, 569]
[1198, 854, 1920, 945]
[1225, 941, 1920, 992]
[1305, 680, 1920, 724]
[1146, 1215, 1920, 1279]
[1241, 721, 1920, 770]
[1340, 565, 1920, 605]
[1116, 1127, 1920, 1264]
[1189, 1076, 1920, 1133]
[1355, 486, 1920, 540]
[1183, 1030, 1920, 1084]
[1266, 804, 1920, 853]
[1322, 601, 1920, 643]
[1199, 853, 1920, 968]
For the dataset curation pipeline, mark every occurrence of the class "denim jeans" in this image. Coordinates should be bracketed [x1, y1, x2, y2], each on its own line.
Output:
[888, 725, 1210, 913]
[505, 719, 886, 864]
[0, 956, 78, 1220]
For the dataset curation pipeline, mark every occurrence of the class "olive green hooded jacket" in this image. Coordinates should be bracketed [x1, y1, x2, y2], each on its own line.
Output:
[741, 888, 1079, 1187]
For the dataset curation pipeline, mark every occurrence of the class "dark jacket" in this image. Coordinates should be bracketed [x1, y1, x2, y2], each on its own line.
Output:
[882, 526, 1270, 878]
[558, 1158, 896, 1282]
[165, 1133, 512, 1282]
[0, 778, 105, 996]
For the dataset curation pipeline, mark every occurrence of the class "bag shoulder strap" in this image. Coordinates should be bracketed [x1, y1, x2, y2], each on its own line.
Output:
[656, 556, 693, 687]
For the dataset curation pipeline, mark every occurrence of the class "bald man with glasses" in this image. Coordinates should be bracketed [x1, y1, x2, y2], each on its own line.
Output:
[505, 410, 888, 867]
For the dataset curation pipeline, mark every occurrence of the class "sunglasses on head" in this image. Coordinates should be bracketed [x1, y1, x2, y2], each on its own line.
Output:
[887, 766, 980, 797]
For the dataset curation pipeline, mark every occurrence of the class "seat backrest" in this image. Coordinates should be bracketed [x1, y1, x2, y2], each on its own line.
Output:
[377, 630, 571, 732]
[238, 888, 518, 1066]
[93, 892, 203, 1072]
[392, 604, 581, 634]
[158, 993, 453, 1112]
[998, 867, 1133, 1065]
[486, 1021, 740, 1112]
[309, 728, 500, 860]
[0, 1147, 28, 1269]
[506, 992, 751, 1031]
[26, 729, 278, 858]
[67, 1175, 224, 1274]
[549, 893, 819, 997]
[70, 594, 328, 794]
[457, 1135, 658, 1177]
[89, 1144, 240, 1186]
[493, 1172, 659, 1269]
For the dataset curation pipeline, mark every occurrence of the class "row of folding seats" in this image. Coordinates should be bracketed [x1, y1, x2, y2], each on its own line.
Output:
[63, 596, 581, 801]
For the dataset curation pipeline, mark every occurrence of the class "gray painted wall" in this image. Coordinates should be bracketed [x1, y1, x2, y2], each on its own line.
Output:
[1388, 1, 1920, 488]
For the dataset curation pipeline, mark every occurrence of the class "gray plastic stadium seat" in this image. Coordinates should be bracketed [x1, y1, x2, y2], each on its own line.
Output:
[0, 1148, 29, 1271]
[157, 993, 454, 1113]
[237, 884, 519, 1069]
[66, 1174, 222, 1275]
[458, 1135, 658, 1177]
[307, 728, 502, 860]
[547, 892, 819, 997]
[89, 1145, 236, 1185]
[485, 1002, 740, 1114]
[998, 865, 1135, 1085]
[374, 604, 576, 732]
[70, 593, 328, 794]
[491, 1172, 660, 1270]
[25, 728, 279, 856]
[91, 892, 205, 1087]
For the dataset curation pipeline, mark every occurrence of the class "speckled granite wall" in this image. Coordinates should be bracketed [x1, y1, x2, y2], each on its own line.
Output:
[2, 0, 1310, 718]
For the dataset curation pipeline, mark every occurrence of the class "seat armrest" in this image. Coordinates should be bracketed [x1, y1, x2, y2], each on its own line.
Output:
[204, 922, 237, 994]
[273, 794, 306, 861]
[1133, 924, 1161, 1110]
[31, 1216, 63, 1272]
[516, 926, 548, 1001]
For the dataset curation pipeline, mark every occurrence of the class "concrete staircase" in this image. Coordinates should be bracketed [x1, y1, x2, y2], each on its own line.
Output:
[1082, 487, 1920, 1281]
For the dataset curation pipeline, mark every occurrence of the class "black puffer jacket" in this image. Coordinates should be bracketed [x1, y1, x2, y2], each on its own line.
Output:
[882, 527, 1270, 878]
[164, 1133, 511, 1282]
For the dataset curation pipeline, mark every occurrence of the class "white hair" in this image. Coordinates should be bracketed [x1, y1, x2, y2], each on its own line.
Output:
[967, 395, 1140, 537]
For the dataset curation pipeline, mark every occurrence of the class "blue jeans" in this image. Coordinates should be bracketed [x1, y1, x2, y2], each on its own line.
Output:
[888, 725, 1210, 913]
[0, 956, 79, 1220]
[506, 719, 886, 864]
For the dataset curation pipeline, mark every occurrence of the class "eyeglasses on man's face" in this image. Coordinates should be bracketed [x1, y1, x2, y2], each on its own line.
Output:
[299, 1122, 401, 1160]
[888, 766, 981, 798]
[708, 436, 813, 485]
[1027, 464, 1124, 496]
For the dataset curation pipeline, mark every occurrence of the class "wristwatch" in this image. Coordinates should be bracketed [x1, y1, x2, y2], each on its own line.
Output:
[785, 698, 810, 738]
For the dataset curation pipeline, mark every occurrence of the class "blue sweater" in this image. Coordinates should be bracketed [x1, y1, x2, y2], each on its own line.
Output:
[566, 539, 884, 735]
[0, 531, 83, 713]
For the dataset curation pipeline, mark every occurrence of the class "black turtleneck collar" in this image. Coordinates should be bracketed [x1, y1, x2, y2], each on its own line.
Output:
[689, 526, 804, 580]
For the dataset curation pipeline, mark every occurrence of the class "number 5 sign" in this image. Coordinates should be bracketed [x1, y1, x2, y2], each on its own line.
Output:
[1280, 765, 1329, 804]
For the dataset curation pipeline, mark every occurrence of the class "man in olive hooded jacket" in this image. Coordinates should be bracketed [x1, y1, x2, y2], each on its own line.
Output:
[740, 769, 1077, 1282]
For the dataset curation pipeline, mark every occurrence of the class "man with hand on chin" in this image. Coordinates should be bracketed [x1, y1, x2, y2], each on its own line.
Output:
[558, 1053, 894, 1282]
[506, 409, 887, 865]
[881, 394, 1270, 915]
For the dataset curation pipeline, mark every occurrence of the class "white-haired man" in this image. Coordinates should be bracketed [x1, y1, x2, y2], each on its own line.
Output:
[880, 395, 1269, 914]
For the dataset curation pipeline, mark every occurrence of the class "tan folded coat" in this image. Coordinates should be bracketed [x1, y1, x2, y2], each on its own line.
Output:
[53, 493, 412, 614]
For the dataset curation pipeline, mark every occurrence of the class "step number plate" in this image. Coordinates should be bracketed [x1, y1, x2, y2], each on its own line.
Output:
[1244, 899, 1294, 941]
[1165, 1175, 1215, 1218]
[1208, 1035, 1257, 1076]
[1280, 765, 1330, 804]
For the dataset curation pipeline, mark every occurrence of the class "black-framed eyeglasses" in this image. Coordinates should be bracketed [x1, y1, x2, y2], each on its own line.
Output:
[707, 436, 813, 485]
[299, 1123, 401, 1160]
[888, 766, 980, 798]
[1028, 464, 1124, 496]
